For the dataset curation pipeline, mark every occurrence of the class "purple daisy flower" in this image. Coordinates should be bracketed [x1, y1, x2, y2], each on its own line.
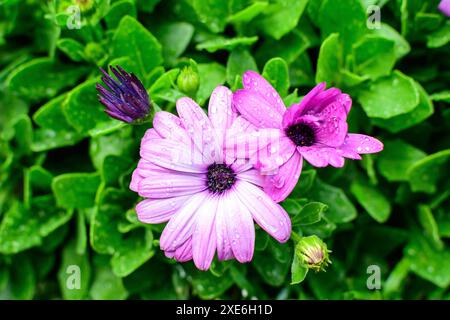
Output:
[230, 71, 383, 203]
[439, 0, 450, 16]
[129, 86, 291, 270]
[96, 65, 151, 123]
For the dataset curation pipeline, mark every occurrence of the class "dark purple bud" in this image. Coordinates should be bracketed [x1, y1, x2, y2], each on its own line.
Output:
[96, 65, 151, 123]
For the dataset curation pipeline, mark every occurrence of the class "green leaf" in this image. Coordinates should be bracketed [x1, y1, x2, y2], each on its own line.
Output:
[101, 155, 132, 187]
[52, 173, 101, 209]
[255, 29, 309, 65]
[155, 22, 194, 66]
[227, 1, 268, 24]
[291, 254, 308, 285]
[258, 0, 309, 40]
[33, 93, 73, 131]
[351, 180, 392, 223]
[191, 270, 234, 299]
[262, 57, 290, 97]
[112, 16, 163, 77]
[295, 202, 327, 226]
[10, 255, 36, 299]
[105, 0, 137, 30]
[371, 80, 434, 132]
[64, 78, 114, 133]
[196, 36, 258, 53]
[318, 0, 367, 54]
[253, 240, 292, 286]
[191, 0, 229, 33]
[0, 202, 41, 254]
[290, 169, 316, 197]
[408, 149, 450, 194]
[90, 263, 128, 300]
[358, 70, 420, 119]
[197, 63, 226, 104]
[111, 228, 154, 277]
[384, 258, 411, 297]
[418, 205, 444, 250]
[32, 128, 83, 152]
[405, 234, 450, 288]
[353, 34, 396, 79]
[427, 22, 450, 48]
[373, 23, 411, 58]
[89, 127, 135, 170]
[90, 188, 134, 255]
[6, 58, 87, 101]
[226, 48, 258, 86]
[58, 238, 91, 300]
[315, 33, 343, 86]
[56, 38, 87, 62]
[377, 139, 427, 182]
[309, 179, 357, 224]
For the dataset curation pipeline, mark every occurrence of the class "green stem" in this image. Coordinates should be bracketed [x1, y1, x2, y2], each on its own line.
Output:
[291, 231, 302, 244]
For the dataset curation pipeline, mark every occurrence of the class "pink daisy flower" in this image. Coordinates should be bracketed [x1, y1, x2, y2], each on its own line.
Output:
[129, 86, 291, 271]
[230, 71, 383, 203]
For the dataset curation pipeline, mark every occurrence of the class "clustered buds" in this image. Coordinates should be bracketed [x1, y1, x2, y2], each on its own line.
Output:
[295, 235, 331, 272]
[96, 65, 151, 124]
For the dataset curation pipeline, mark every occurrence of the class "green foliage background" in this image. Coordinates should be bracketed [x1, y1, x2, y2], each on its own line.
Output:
[0, 0, 449, 300]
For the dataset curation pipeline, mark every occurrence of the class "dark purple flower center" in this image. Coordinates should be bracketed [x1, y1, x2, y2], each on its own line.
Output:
[286, 123, 316, 147]
[206, 163, 236, 194]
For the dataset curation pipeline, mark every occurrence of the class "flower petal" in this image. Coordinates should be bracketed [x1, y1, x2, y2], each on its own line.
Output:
[176, 97, 221, 163]
[237, 168, 265, 187]
[216, 196, 234, 261]
[299, 146, 345, 168]
[264, 151, 303, 203]
[153, 111, 190, 143]
[160, 191, 208, 251]
[192, 197, 218, 270]
[140, 137, 207, 173]
[135, 195, 191, 224]
[282, 82, 326, 128]
[341, 134, 384, 155]
[138, 171, 207, 198]
[255, 135, 296, 172]
[225, 128, 283, 164]
[224, 192, 255, 263]
[129, 169, 144, 192]
[241, 70, 286, 116]
[233, 89, 282, 129]
[439, 0, 450, 17]
[174, 238, 193, 262]
[208, 86, 235, 141]
[313, 100, 348, 147]
[235, 181, 291, 243]
[165, 238, 193, 262]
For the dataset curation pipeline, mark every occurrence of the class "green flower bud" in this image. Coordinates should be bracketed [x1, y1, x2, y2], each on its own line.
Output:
[295, 235, 331, 272]
[177, 66, 200, 97]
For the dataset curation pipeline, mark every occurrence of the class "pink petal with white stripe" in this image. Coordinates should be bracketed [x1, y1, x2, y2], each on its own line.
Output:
[235, 181, 291, 243]
[135, 195, 191, 224]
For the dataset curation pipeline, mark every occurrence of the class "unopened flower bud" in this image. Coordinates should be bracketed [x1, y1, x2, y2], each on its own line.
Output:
[295, 235, 331, 272]
[96, 65, 152, 124]
[177, 66, 199, 97]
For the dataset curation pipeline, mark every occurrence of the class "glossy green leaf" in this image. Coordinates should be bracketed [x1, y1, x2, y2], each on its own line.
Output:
[358, 71, 420, 119]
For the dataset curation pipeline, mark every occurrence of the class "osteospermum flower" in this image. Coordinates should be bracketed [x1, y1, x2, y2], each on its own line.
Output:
[439, 0, 450, 16]
[129, 86, 291, 270]
[230, 71, 383, 202]
[96, 65, 151, 123]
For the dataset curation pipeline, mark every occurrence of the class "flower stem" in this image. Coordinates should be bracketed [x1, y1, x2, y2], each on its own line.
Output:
[290, 231, 302, 244]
